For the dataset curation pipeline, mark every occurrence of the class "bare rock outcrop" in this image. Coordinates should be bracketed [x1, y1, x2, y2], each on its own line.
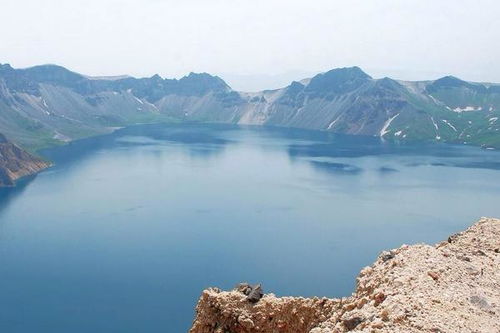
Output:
[0, 133, 51, 186]
[190, 217, 500, 333]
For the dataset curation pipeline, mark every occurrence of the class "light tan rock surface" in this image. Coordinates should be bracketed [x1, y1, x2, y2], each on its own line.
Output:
[190, 218, 500, 333]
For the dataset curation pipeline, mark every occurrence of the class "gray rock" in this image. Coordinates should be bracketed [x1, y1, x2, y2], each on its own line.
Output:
[246, 284, 264, 303]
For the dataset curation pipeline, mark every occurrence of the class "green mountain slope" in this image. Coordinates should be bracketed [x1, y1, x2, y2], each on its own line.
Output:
[1, 63, 499, 152]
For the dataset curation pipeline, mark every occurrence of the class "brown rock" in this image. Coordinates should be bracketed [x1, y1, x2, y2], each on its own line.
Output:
[380, 309, 389, 321]
[373, 292, 386, 306]
[428, 271, 439, 281]
[0, 133, 51, 187]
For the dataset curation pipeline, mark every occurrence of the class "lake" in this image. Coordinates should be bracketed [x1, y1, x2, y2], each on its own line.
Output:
[1, 123, 500, 332]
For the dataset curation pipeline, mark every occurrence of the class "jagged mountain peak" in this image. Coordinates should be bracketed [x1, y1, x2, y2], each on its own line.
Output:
[179, 72, 230, 92]
[186, 71, 217, 78]
[0, 63, 14, 71]
[183, 72, 227, 83]
[373, 76, 403, 89]
[289, 80, 305, 88]
[150, 73, 163, 81]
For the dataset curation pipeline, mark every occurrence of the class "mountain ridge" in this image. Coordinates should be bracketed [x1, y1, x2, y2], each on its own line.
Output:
[1, 63, 500, 152]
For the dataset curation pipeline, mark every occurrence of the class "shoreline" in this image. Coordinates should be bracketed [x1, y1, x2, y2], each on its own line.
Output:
[3, 121, 499, 188]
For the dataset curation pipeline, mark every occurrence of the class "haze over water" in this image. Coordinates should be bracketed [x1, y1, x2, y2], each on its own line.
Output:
[1, 123, 500, 332]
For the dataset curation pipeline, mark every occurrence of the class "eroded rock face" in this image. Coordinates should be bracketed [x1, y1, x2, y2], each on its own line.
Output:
[190, 218, 500, 333]
[0, 133, 50, 186]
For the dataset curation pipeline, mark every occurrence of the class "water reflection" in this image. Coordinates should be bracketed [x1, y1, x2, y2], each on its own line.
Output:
[0, 175, 35, 216]
[378, 166, 399, 173]
[309, 161, 363, 175]
[284, 129, 500, 172]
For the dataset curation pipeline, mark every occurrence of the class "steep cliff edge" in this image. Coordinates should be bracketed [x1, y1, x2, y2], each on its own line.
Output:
[190, 217, 500, 333]
[0, 133, 51, 186]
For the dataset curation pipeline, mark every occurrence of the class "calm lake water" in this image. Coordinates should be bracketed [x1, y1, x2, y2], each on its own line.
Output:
[1, 123, 500, 332]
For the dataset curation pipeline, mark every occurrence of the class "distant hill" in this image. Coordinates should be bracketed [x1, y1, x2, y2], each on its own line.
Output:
[1, 63, 499, 151]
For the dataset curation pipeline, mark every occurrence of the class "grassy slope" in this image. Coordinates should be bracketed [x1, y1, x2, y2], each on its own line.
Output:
[388, 85, 500, 148]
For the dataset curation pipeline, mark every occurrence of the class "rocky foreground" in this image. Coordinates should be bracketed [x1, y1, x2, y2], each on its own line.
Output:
[0, 133, 51, 186]
[190, 218, 500, 333]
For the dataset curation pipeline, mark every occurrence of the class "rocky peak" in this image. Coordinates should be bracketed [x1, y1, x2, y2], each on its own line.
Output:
[305, 67, 372, 95]
[150, 73, 163, 81]
[182, 72, 229, 87]
[432, 75, 468, 87]
[177, 72, 230, 95]
[0, 63, 14, 72]
[282, 80, 306, 98]
[426, 75, 487, 94]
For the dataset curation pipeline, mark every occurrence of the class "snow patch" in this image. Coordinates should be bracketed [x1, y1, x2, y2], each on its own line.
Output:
[145, 100, 159, 111]
[431, 117, 439, 131]
[453, 106, 482, 113]
[428, 95, 439, 104]
[53, 131, 71, 142]
[430, 117, 441, 140]
[442, 120, 457, 131]
[327, 116, 341, 130]
[40, 99, 50, 115]
[133, 96, 144, 104]
[380, 113, 400, 137]
[429, 94, 452, 111]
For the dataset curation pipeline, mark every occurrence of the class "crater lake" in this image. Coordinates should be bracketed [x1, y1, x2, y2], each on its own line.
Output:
[1, 123, 500, 332]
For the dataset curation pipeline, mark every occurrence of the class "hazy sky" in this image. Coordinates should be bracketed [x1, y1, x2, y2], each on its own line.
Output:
[1, 0, 499, 90]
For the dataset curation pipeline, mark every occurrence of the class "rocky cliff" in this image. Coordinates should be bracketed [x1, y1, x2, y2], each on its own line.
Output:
[190, 217, 500, 333]
[0, 133, 51, 186]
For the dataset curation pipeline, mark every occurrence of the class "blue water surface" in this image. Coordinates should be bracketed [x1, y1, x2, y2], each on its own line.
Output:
[1, 123, 500, 332]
